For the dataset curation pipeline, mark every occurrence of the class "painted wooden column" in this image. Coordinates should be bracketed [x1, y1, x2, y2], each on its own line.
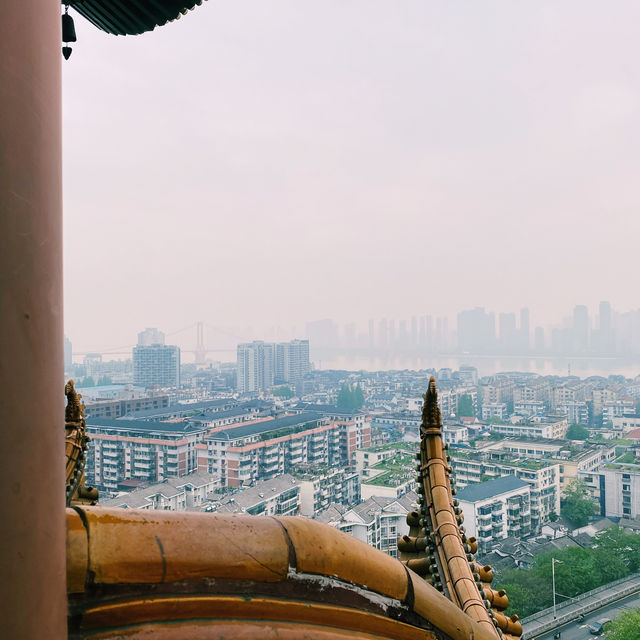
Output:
[0, 1, 66, 637]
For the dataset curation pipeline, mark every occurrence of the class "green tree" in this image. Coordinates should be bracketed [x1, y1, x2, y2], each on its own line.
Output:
[337, 383, 364, 410]
[566, 423, 589, 440]
[97, 375, 112, 386]
[457, 394, 475, 417]
[272, 385, 294, 398]
[561, 479, 598, 527]
[606, 608, 640, 640]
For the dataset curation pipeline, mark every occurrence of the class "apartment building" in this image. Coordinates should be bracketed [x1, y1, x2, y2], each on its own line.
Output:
[275, 339, 310, 386]
[450, 452, 560, 532]
[86, 418, 209, 492]
[513, 401, 545, 418]
[488, 416, 568, 439]
[101, 471, 219, 510]
[355, 442, 413, 475]
[316, 492, 418, 558]
[133, 343, 181, 388]
[513, 380, 550, 406]
[85, 394, 170, 419]
[295, 404, 371, 464]
[457, 476, 531, 552]
[294, 466, 360, 516]
[197, 412, 346, 488]
[208, 474, 301, 516]
[557, 401, 590, 426]
[358, 448, 415, 500]
[485, 440, 616, 490]
[581, 463, 640, 519]
[602, 400, 636, 422]
[551, 383, 586, 411]
[482, 403, 509, 421]
[480, 378, 515, 405]
[613, 416, 640, 433]
[236, 341, 275, 394]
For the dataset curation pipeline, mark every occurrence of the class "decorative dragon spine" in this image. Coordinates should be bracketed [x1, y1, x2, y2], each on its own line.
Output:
[65, 380, 99, 507]
[398, 377, 522, 639]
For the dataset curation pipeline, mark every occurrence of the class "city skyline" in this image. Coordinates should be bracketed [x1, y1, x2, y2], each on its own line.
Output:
[63, 1, 640, 353]
[66, 299, 640, 359]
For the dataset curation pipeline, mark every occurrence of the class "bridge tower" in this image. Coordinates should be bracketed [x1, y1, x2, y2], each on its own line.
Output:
[195, 321, 206, 364]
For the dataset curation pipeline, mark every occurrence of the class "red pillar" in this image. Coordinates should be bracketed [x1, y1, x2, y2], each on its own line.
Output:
[0, 1, 66, 637]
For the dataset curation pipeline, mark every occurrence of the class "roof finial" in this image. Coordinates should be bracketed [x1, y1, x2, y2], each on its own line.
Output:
[421, 376, 442, 434]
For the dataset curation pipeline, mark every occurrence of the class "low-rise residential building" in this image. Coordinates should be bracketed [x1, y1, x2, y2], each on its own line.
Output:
[483, 439, 616, 491]
[557, 401, 590, 426]
[360, 450, 415, 500]
[613, 416, 640, 433]
[197, 412, 346, 488]
[294, 404, 371, 463]
[457, 476, 531, 552]
[100, 471, 220, 510]
[207, 474, 301, 516]
[488, 416, 568, 440]
[355, 442, 413, 475]
[581, 462, 640, 519]
[293, 466, 360, 516]
[602, 400, 636, 422]
[85, 394, 170, 419]
[513, 401, 545, 418]
[316, 492, 418, 558]
[443, 424, 469, 445]
[482, 403, 509, 421]
[450, 451, 560, 532]
[86, 418, 209, 492]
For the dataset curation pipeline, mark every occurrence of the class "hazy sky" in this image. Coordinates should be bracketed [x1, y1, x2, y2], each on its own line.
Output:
[63, 1, 640, 353]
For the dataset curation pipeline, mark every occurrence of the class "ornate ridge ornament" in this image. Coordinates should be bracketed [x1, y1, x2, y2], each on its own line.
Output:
[398, 376, 522, 639]
[65, 380, 98, 506]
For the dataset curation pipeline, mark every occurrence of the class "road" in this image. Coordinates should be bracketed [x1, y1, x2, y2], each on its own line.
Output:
[532, 589, 640, 640]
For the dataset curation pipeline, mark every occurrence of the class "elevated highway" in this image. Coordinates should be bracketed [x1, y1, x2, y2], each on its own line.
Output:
[522, 573, 640, 639]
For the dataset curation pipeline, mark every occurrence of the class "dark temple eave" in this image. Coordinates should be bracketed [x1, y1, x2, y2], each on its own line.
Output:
[67, 0, 206, 36]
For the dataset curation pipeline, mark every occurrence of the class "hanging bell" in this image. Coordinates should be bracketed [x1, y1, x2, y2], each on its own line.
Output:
[62, 8, 76, 60]
[62, 12, 77, 43]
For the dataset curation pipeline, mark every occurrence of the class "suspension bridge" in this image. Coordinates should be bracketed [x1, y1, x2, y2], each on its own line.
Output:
[72, 322, 249, 364]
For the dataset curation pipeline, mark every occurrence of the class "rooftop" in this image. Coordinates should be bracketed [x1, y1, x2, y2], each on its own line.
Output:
[100, 471, 220, 509]
[86, 417, 207, 435]
[456, 475, 529, 503]
[207, 412, 324, 442]
[363, 452, 414, 487]
[209, 474, 299, 513]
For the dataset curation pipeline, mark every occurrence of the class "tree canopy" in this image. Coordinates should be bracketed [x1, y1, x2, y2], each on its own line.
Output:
[561, 478, 598, 527]
[498, 527, 639, 618]
[457, 394, 475, 417]
[272, 385, 294, 399]
[566, 423, 589, 440]
[606, 608, 640, 640]
[337, 383, 364, 410]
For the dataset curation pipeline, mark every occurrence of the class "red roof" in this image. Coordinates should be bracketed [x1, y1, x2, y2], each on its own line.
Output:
[626, 428, 640, 440]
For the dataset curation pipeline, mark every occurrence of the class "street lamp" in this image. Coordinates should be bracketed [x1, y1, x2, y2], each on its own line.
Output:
[552, 558, 564, 619]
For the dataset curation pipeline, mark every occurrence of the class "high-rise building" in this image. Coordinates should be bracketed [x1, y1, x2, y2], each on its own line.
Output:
[520, 307, 530, 351]
[133, 343, 180, 388]
[572, 305, 589, 353]
[498, 312, 517, 351]
[137, 327, 165, 346]
[275, 339, 310, 386]
[236, 341, 275, 394]
[64, 335, 73, 372]
[457, 307, 495, 352]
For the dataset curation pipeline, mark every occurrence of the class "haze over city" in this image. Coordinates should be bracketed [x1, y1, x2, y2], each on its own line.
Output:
[63, 0, 640, 353]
